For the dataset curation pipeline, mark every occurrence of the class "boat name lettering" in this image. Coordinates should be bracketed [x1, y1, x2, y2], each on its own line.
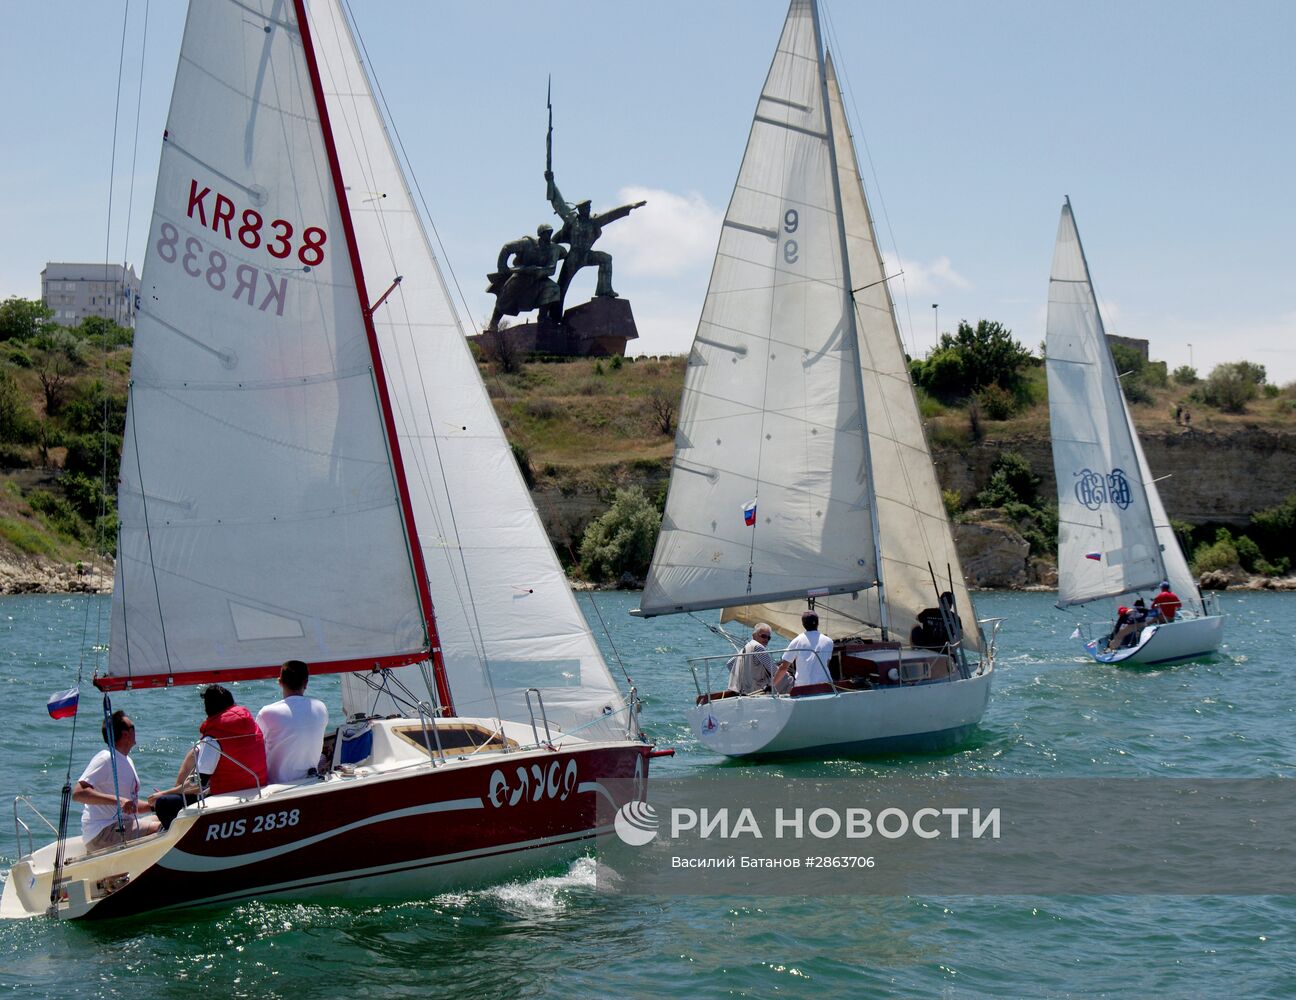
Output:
[1073, 467, 1133, 511]
[488, 759, 578, 808]
[204, 808, 300, 841]
[156, 223, 288, 317]
[185, 180, 327, 267]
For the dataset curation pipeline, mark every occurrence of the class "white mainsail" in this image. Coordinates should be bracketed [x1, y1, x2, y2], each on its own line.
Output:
[106, 0, 429, 686]
[642, 3, 979, 650]
[1046, 199, 1167, 608]
[306, 1, 628, 737]
[640, 0, 879, 620]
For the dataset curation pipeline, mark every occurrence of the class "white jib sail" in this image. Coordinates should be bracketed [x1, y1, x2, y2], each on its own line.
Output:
[307, 0, 628, 738]
[640, 0, 878, 619]
[718, 55, 982, 652]
[1046, 200, 1164, 608]
[106, 0, 429, 685]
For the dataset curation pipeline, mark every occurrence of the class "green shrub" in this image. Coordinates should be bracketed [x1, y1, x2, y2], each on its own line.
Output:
[910, 319, 1032, 401]
[973, 383, 1016, 420]
[578, 486, 661, 582]
[26, 489, 86, 542]
[610, 354, 623, 370]
[1198, 361, 1265, 413]
[975, 451, 1039, 508]
[941, 489, 962, 519]
[510, 442, 536, 490]
[1191, 528, 1240, 575]
[1172, 365, 1198, 385]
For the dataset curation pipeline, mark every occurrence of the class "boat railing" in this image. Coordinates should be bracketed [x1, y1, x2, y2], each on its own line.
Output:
[524, 688, 554, 748]
[687, 649, 834, 706]
[183, 742, 264, 809]
[12, 795, 59, 860]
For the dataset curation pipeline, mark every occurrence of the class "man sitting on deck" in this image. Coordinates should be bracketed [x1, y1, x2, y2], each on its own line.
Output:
[726, 623, 775, 695]
[771, 611, 834, 692]
[1150, 581, 1181, 622]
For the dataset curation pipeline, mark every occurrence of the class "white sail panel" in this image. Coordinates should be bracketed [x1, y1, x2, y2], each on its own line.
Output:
[106, 0, 427, 684]
[307, 0, 628, 737]
[717, 56, 981, 652]
[1046, 201, 1163, 607]
[640, 0, 877, 617]
[1128, 402, 1203, 615]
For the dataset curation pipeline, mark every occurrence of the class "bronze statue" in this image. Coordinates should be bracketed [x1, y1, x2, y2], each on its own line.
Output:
[485, 224, 566, 331]
[545, 169, 644, 314]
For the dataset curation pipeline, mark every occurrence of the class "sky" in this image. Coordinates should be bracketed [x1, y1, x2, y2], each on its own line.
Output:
[4, 0, 1294, 382]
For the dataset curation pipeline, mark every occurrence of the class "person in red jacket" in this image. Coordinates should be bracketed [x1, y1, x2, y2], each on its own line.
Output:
[1150, 580, 1181, 622]
[150, 684, 268, 828]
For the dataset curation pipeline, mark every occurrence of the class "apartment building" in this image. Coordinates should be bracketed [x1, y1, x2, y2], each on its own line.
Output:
[40, 262, 140, 328]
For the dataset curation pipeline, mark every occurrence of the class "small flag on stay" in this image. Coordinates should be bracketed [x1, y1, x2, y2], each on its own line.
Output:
[1084, 551, 1102, 562]
[47, 686, 79, 720]
[743, 500, 757, 526]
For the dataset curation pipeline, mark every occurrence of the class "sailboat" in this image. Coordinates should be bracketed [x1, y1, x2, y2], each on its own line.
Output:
[3, 0, 652, 921]
[1045, 198, 1225, 665]
[633, 0, 996, 760]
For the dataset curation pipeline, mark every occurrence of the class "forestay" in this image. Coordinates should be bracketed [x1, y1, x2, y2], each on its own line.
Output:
[1046, 200, 1164, 608]
[106, 0, 429, 688]
[305, 1, 628, 738]
[640, 0, 878, 619]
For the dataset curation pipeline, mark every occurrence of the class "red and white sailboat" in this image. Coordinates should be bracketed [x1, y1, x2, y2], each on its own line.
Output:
[3, 0, 651, 921]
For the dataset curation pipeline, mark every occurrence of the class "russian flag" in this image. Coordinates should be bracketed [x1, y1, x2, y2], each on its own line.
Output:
[1084, 551, 1102, 562]
[46, 686, 79, 720]
[743, 500, 757, 526]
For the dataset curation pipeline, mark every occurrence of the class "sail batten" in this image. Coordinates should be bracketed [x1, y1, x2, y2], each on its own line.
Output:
[104, 0, 430, 688]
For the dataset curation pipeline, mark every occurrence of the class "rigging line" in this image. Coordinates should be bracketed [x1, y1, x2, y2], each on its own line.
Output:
[582, 593, 634, 688]
[333, 2, 506, 729]
[819, 3, 920, 361]
[343, 0, 477, 333]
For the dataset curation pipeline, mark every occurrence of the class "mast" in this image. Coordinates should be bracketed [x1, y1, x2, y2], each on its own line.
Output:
[811, 3, 889, 636]
[294, 0, 454, 714]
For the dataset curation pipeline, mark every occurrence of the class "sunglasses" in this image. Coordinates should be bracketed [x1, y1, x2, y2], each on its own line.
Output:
[120, 723, 135, 731]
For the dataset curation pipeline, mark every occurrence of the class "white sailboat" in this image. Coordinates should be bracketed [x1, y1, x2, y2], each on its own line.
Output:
[634, 0, 995, 760]
[3, 0, 652, 922]
[1046, 198, 1225, 665]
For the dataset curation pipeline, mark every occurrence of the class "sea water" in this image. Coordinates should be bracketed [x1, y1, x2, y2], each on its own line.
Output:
[1, 591, 1293, 998]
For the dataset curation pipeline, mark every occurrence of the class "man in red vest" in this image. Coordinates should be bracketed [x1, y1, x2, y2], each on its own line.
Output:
[150, 684, 268, 829]
[1150, 580, 1182, 622]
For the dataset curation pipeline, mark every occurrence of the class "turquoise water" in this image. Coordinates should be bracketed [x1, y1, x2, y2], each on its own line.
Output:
[1, 591, 1294, 998]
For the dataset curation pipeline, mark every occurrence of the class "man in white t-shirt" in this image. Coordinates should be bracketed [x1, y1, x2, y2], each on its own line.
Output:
[256, 659, 329, 784]
[73, 710, 161, 853]
[771, 611, 834, 691]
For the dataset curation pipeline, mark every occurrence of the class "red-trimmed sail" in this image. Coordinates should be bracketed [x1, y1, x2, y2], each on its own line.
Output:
[103, 1, 431, 691]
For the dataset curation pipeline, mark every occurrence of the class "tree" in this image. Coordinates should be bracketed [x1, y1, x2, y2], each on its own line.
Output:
[911, 320, 1032, 400]
[1172, 365, 1198, 385]
[30, 329, 86, 416]
[75, 315, 132, 349]
[0, 364, 34, 444]
[0, 297, 53, 342]
[1199, 361, 1265, 413]
[578, 486, 661, 582]
[649, 388, 676, 436]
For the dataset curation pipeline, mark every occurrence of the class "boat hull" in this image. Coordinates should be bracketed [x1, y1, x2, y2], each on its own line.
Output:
[687, 667, 993, 760]
[3, 738, 648, 921]
[1085, 614, 1226, 665]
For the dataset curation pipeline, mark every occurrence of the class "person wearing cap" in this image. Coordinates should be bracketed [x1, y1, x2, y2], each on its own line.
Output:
[771, 611, 834, 691]
[1150, 580, 1181, 622]
[1106, 599, 1151, 652]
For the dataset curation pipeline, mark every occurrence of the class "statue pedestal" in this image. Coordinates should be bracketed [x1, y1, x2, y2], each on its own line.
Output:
[474, 296, 639, 359]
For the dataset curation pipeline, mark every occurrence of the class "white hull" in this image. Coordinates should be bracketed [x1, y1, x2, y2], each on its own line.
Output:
[1086, 614, 1226, 665]
[688, 666, 993, 760]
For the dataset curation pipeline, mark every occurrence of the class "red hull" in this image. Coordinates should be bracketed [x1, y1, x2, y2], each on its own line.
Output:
[81, 742, 648, 919]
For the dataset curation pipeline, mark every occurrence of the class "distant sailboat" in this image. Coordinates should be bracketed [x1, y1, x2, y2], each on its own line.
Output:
[634, 0, 996, 759]
[3, 0, 652, 921]
[1045, 198, 1225, 664]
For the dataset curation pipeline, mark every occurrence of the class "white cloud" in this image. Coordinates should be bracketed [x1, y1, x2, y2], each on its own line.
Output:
[598, 186, 722, 280]
[880, 253, 971, 295]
